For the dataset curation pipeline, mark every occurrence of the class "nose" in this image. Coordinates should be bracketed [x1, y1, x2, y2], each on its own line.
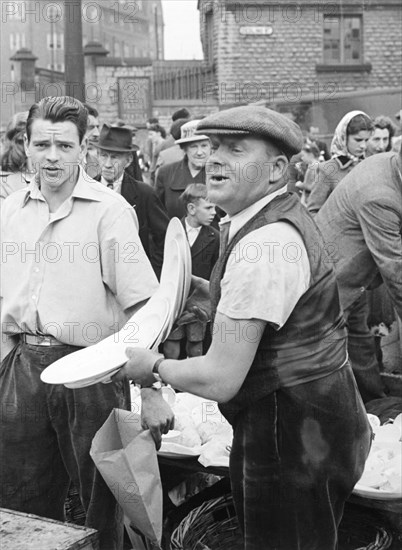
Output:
[46, 144, 59, 162]
[104, 155, 113, 168]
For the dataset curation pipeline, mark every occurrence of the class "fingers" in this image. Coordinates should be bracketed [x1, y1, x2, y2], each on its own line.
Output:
[149, 425, 162, 450]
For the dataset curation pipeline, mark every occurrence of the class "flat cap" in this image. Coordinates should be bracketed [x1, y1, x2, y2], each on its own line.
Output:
[196, 106, 304, 157]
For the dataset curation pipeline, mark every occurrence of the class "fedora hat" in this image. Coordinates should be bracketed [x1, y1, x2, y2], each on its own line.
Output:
[175, 119, 209, 145]
[94, 124, 136, 152]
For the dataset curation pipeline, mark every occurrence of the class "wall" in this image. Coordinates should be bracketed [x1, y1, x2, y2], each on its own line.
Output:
[199, 0, 402, 110]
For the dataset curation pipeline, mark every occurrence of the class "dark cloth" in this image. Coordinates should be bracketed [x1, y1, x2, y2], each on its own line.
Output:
[0, 343, 130, 550]
[307, 156, 357, 215]
[344, 293, 386, 402]
[230, 364, 371, 550]
[155, 158, 207, 219]
[95, 172, 169, 279]
[183, 221, 220, 280]
[315, 152, 402, 322]
[124, 153, 143, 182]
[210, 192, 347, 423]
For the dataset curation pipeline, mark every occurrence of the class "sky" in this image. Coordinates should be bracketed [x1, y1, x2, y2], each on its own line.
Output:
[161, 0, 204, 59]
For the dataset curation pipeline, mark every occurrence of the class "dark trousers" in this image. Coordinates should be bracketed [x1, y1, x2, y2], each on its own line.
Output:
[0, 343, 129, 550]
[229, 364, 372, 550]
[345, 293, 386, 402]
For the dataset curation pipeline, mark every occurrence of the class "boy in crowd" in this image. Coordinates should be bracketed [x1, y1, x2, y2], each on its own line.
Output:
[164, 184, 219, 359]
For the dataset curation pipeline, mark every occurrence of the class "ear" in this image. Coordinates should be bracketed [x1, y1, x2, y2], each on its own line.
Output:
[79, 136, 88, 160]
[125, 153, 133, 169]
[270, 155, 288, 182]
[23, 133, 30, 157]
[187, 203, 196, 215]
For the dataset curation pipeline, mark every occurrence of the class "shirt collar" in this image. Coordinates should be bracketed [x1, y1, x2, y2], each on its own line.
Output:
[100, 171, 124, 190]
[185, 219, 201, 234]
[220, 186, 288, 243]
[22, 167, 102, 208]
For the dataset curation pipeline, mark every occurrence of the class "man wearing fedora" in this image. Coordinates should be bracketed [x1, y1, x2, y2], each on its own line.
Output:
[155, 119, 212, 219]
[95, 124, 169, 278]
[115, 106, 371, 550]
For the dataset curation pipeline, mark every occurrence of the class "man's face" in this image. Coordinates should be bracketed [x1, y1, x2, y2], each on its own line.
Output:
[183, 139, 211, 172]
[98, 150, 132, 183]
[206, 136, 280, 216]
[25, 118, 84, 193]
[191, 198, 216, 226]
[86, 114, 100, 143]
[366, 128, 390, 156]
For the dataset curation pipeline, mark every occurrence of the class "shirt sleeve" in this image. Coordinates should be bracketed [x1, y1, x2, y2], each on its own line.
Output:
[217, 222, 310, 329]
[99, 204, 159, 310]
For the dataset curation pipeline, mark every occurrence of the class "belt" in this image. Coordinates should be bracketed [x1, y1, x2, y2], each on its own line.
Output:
[21, 333, 65, 346]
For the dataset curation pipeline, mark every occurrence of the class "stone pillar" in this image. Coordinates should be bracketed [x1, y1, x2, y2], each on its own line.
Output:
[9, 48, 37, 113]
[84, 41, 109, 105]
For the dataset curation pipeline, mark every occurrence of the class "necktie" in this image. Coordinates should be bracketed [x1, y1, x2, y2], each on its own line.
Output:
[219, 222, 231, 256]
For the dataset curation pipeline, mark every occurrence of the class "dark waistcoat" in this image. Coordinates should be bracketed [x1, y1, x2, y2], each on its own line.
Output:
[209, 192, 347, 424]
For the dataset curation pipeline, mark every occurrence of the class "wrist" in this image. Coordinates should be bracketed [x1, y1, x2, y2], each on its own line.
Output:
[152, 356, 166, 385]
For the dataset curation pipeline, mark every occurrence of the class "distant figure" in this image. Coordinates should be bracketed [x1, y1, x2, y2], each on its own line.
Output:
[1, 111, 34, 203]
[95, 124, 169, 278]
[163, 183, 219, 359]
[82, 103, 101, 179]
[295, 142, 321, 206]
[366, 115, 395, 156]
[155, 119, 211, 218]
[307, 111, 373, 215]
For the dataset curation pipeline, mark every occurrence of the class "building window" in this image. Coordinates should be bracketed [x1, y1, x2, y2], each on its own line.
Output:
[10, 33, 21, 51]
[124, 43, 130, 57]
[47, 33, 63, 50]
[323, 15, 362, 64]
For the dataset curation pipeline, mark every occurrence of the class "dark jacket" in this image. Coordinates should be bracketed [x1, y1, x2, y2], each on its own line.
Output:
[182, 219, 220, 280]
[155, 158, 207, 219]
[95, 172, 169, 278]
[315, 152, 402, 318]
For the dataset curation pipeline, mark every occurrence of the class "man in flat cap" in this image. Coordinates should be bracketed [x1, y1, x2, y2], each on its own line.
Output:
[115, 106, 371, 550]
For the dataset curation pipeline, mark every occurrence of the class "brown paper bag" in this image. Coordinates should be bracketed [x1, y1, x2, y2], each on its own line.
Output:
[90, 408, 162, 546]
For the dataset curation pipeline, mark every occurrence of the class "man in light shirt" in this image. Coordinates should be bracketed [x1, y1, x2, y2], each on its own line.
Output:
[116, 106, 371, 550]
[0, 96, 173, 550]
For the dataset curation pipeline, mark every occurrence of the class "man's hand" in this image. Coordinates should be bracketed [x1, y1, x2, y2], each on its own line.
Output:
[177, 275, 211, 325]
[113, 347, 158, 386]
[140, 388, 175, 450]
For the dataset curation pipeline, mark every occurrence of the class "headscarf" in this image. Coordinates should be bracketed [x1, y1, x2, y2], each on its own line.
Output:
[330, 110, 370, 163]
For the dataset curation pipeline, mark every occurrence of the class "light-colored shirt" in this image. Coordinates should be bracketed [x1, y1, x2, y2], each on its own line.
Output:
[101, 172, 124, 195]
[185, 219, 202, 247]
[1, 168, 159, 347]
[217, 188, 311, 329]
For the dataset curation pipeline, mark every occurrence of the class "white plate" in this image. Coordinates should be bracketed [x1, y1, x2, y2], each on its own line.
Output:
[41, 298, 170, 386]
[353, 483, 402, 500]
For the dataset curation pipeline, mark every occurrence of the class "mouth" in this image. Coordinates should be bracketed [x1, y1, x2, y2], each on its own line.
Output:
[43, 166, 61, 176]
[209, 174, 229, 185]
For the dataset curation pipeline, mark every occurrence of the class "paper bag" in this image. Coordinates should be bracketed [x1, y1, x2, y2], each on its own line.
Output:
[90, 408, 162, 545]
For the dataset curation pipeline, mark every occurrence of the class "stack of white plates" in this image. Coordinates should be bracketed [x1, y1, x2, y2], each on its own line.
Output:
[41, 218, 192, 388]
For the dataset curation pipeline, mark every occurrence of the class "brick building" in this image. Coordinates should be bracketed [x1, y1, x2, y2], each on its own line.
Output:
[1, 0, 164, 124]
[198, 0, 402, 133]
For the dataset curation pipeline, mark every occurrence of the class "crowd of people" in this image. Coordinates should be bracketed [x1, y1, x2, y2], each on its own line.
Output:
[1, 95, 401, 550]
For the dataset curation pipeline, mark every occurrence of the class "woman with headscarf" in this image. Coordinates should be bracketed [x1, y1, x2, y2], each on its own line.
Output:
[307, 110, 373, 215]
